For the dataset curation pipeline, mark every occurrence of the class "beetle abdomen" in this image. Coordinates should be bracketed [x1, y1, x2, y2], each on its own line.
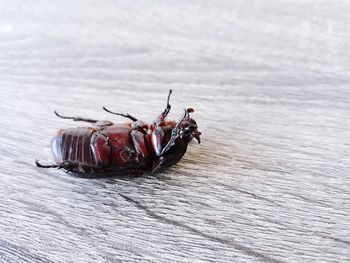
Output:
[52, 127, 96, 169]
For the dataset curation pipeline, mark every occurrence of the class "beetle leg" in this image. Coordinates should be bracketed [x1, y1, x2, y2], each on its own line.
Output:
[151, 127, 164, 157]
[35, 160, 73, 170]
[151, 139, 188, 174]
[164, 90, 172, 116]
[102, 106, 138, 122]
[151, 89, 173, 128]
[54, 111, 98, 123]
[35, 159, 60, 168]
[161, 89, 172, 118]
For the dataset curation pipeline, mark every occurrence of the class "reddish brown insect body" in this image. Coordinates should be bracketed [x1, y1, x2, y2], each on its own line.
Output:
[36, 90, 201, 175]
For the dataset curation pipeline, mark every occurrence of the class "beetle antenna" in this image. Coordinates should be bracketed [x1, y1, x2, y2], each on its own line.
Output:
[102, 107, 138, 122]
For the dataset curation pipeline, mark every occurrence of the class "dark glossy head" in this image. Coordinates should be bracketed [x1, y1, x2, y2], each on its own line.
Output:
[160, 108, 201, 156]
[177, 117, 201, 144]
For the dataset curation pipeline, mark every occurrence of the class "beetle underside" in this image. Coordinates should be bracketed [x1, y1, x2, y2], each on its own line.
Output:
[36, 90, 201, 176]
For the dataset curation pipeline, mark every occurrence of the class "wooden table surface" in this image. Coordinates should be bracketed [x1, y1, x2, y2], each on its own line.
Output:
[0, 1, 349, 262]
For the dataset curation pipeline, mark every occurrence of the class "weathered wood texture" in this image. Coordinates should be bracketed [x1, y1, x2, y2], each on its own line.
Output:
[0, 0, 349, 262]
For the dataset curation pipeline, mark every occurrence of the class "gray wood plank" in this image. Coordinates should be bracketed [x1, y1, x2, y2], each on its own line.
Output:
[0, 0, 349, 262]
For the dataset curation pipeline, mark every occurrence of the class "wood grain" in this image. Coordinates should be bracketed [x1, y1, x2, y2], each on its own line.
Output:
[0, 0, 349, 262]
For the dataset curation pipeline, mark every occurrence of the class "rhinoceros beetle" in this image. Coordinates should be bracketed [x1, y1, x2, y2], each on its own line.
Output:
[36, 90, 201, 175]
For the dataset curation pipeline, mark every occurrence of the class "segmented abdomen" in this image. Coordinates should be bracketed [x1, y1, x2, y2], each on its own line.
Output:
[52, 127, 95, 167]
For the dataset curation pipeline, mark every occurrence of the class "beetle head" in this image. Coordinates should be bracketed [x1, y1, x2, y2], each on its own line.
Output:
[177, 116, 201, 144]
[160, 108, 201, 156]
[174, 107, 201, 144]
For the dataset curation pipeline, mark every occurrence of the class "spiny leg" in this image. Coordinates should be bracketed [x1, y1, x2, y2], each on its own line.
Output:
[35, 160, 76, 172]
[35, 160, 60, 168]
[54, 111, 98, 123]
[161, 89, 173, 118]
[102, 106, 138, 122]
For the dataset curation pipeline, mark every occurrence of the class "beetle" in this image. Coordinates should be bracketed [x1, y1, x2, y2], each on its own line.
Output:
[35, 90, 201, 176]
